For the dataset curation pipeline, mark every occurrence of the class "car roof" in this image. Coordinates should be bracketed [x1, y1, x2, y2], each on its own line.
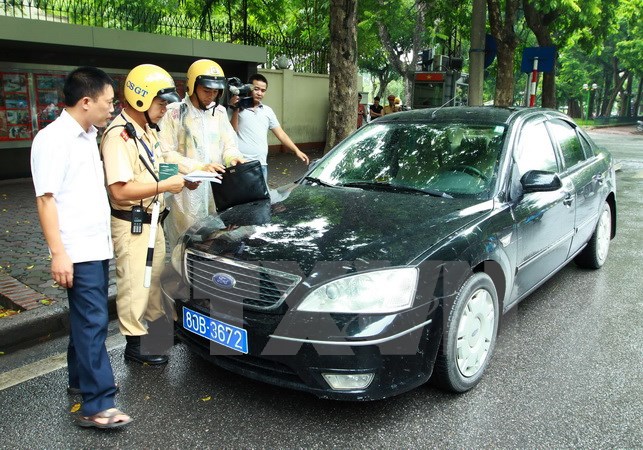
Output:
[377, 106, 567, 126]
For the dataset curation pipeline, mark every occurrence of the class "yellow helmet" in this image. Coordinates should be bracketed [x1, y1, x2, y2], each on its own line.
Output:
[186, 59, 226, 95]
[125, 64, 180, 112]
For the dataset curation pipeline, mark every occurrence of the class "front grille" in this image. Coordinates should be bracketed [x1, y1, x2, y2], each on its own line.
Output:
[185, 249, 301, 310]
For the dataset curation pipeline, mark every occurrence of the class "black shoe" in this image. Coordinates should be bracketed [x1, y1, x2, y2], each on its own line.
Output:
[124, 336, 169, 365]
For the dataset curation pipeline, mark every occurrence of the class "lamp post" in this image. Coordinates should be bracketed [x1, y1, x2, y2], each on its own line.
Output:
[583, 83, 598, 120]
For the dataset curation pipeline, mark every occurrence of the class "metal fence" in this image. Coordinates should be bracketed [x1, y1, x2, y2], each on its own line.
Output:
[1, 0, 329, 74]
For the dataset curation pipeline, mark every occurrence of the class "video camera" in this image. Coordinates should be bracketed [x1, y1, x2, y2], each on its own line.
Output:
[227, 77, 254, 109]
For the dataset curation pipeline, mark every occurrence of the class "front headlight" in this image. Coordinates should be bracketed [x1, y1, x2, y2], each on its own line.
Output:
[296, 267, 418, 313]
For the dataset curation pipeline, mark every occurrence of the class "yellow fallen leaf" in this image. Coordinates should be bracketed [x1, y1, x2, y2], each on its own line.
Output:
[40, 299, 51, 306]
[26, 265, 34, 270]
[70, 403, 81, 413]
[0, 351, 5, 355]
[144, 395, 150, 400]
[200, 396, 211, 402]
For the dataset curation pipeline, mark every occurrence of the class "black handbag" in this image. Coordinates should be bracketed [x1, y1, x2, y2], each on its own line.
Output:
[211, 160, 269, 212]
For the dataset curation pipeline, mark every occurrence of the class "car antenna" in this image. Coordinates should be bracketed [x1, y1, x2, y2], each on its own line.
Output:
[432, 96, 457, 118]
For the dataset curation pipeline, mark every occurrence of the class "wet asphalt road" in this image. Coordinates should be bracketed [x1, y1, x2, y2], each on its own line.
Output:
[0, 128, 641, 449]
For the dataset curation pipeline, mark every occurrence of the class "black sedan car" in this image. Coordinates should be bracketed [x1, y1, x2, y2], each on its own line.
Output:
[162, 107, 616, 400]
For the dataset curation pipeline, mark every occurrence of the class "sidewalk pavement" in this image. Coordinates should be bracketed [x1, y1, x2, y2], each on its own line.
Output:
[0, 149, 323, 353]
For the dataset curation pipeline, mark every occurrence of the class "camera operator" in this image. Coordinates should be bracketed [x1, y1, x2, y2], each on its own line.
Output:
[158, 59, 244, 246]
[229, 73, 309, 180]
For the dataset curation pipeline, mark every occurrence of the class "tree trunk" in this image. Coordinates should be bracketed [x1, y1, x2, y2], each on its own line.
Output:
[325, 0, 358, 153]
[634, 76, 642, 117]
[621, 72, 633, 117]
[487, 0, 520, 107]
[603, 64, 627, 117]
[599, 65, 613, 116]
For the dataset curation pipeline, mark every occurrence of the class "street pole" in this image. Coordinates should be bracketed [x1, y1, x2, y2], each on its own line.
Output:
[529, 57, 539, 107]
[468, 0, 485, 106]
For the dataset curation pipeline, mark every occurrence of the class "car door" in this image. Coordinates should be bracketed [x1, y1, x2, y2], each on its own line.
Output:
[546, 119, 605, 256]
[508, 117, 575, 300]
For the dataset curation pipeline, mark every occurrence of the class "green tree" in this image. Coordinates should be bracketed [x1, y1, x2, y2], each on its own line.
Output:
[522, 0, 619, 108]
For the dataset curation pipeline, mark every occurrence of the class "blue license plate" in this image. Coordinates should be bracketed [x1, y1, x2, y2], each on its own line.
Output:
[182, 307, 248, 354]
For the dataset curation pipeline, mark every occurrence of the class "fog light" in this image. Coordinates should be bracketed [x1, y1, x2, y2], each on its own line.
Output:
[322, 373, 374, 390]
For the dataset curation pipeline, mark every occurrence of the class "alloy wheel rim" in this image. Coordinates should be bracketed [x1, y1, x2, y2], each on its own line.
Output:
[456, 288, 495, 378]
[596, 208, 611, 264]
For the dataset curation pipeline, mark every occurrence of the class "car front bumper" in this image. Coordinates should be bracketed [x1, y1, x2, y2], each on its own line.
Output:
[169, 293, 443, 400]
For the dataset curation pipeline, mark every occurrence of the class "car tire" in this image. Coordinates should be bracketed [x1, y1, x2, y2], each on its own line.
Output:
[574, 201, 612, 269]
[432, 272, 499, 393]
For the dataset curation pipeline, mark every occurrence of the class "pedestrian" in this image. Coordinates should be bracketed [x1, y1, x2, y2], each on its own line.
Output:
[382, 94, 400, 116]
[230, 73, 309, 180]
[357, 93, 367, 127]
[369, 96, 383, 120]
[158, 59, 245, 246]
[31, 66, 131, 428]
[101, 64, 198, 365]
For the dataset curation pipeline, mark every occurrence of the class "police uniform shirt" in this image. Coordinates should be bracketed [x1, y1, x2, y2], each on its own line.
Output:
[101, 111, 165, 212]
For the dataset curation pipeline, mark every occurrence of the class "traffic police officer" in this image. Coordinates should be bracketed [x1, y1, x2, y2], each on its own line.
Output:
[158, 59, 244, 247]
[101, 64, 196, 365]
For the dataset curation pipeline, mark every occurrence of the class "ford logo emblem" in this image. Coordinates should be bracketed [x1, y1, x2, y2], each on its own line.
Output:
[212, 273, 236, 289]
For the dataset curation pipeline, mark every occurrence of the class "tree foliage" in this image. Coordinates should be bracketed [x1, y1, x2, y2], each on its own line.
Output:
[61, 0, 639, 118]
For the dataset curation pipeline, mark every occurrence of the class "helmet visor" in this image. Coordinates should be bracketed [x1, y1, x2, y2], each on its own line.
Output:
[157, 87, 180, 104]
[195, 75, 226, 90]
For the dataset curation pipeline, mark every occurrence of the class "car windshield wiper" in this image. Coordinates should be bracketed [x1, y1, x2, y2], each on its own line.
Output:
[302, 176, 336, 187]
[340, 181, 453, 199]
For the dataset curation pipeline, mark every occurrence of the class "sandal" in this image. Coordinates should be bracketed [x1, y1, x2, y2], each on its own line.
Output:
[76, 408, 132, 429]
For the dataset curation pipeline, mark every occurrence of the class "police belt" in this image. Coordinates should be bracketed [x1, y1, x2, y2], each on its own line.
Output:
[111, 208, 153, 224]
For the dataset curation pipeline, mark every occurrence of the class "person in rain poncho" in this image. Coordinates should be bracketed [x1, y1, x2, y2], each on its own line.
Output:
[158, 59, 245, 246]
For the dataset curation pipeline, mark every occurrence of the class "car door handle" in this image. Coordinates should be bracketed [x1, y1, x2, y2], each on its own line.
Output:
[593, 174, 604, 184]
[563, 193, 574, 206]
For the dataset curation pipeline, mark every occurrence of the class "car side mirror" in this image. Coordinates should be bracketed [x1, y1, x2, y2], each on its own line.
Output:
[520, 170, 562, 193]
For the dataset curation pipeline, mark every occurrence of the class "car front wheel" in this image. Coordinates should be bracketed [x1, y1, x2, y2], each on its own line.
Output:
[574, 201, 612, 269]
[432, 272, 499, 393]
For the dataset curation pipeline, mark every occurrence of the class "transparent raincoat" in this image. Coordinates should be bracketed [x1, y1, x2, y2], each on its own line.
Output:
[158, 96, 243, 246]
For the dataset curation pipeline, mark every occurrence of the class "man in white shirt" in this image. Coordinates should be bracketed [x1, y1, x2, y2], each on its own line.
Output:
[31, 66, 131, 429]
[230, 73, 309, 180]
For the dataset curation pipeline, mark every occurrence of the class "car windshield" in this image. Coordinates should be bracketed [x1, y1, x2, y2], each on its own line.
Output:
[309, 122, 506, 199]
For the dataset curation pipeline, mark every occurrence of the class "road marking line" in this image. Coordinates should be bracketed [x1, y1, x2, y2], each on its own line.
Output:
[0, 334, 124, 391]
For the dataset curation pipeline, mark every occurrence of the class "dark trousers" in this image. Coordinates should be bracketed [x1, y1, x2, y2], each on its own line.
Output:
[67, 260, 117, 416]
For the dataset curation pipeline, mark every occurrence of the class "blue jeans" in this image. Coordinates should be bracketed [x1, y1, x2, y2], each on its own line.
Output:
[67, 260, 117, 416]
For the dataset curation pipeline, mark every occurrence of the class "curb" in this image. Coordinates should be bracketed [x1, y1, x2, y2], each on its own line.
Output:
[0, 294, 117, 352]
[0, 301, 69, 351]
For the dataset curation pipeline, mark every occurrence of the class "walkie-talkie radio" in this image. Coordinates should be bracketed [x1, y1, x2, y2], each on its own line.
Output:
[131, 205, 145, 234]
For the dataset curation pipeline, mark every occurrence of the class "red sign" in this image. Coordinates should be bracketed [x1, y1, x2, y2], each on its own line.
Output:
[415, 72, 445, 82]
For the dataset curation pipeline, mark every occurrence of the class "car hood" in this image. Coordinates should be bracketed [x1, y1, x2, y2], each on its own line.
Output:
[186, 184, 492, 276]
